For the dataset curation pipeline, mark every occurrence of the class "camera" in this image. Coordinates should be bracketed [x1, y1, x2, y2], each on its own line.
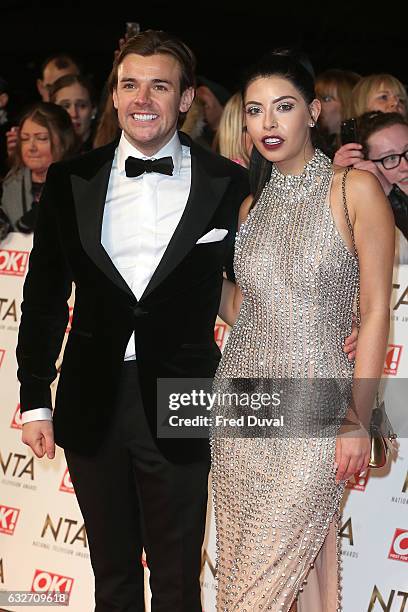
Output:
[340, 117, 359, 145]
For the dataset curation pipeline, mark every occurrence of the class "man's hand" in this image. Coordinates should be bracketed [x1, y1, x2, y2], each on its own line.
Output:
[333, 142, 363, 168]
[343, 315, 358, 361]
[22, 420, 55, 459]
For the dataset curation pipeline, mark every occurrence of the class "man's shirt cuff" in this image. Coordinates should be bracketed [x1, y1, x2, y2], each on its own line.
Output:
[21, 408, 52, 423]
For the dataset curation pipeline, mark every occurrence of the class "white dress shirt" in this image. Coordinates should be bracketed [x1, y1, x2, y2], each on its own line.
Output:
[22, 130, 192, 424]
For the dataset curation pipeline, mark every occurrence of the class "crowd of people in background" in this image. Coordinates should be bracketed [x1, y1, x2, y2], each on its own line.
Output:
[1, 37, 407, 261]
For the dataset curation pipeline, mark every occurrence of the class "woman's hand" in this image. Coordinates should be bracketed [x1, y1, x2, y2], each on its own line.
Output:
[333, 142, 363, 168]
[334, 425, 371, 483]
[343, 314, 358, 360]
[6, 126, 18, 158]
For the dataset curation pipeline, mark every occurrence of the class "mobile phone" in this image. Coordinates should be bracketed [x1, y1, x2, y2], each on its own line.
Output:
[340, 118, 359, 145]
[125, 22, 140, 39]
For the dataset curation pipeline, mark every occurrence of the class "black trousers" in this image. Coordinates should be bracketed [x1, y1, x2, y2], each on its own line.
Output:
[65, 362, 210, 612]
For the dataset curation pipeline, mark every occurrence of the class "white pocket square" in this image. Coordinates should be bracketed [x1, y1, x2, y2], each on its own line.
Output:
[196, 228, 228, 244]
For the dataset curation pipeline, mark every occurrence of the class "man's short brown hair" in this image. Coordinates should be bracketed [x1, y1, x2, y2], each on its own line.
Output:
[109, 29, 196, 95]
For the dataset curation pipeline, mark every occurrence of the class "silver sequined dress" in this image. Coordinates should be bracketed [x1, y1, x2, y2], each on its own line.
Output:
[210, 149, 359, 612]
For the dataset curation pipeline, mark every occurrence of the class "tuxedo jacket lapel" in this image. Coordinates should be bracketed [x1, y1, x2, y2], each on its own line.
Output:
[70, 144, 135, 301]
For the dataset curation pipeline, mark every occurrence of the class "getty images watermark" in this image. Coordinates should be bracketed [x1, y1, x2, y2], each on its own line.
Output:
[167, 388, 284, 428]
[157, 377, 407, 440]
[157, 378, 287, 438]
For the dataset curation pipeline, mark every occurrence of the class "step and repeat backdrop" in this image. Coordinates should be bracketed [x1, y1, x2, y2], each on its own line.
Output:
[0, 232, 407, 612]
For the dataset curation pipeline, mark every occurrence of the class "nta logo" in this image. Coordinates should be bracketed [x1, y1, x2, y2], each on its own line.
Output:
[368, 585, 408, 611]
[41, 514, 87, 547]
[0, 297, 17, 322]
[339, 517, 354, 546]
[393, 283, 408, 310]
[201, 548, 216, 578]
[0, 450, 34, 480]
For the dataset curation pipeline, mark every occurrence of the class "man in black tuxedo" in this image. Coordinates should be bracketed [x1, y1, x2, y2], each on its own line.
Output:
[17, 30, 248, 612]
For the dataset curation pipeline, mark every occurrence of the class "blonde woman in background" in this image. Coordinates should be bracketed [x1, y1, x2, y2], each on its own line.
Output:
[214, 91, 252, 167]
[351, 73, 408, 119]
[334, 73, 408, 167]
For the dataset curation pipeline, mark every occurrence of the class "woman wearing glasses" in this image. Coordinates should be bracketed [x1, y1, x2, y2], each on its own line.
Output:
[353, 111, 408, 263]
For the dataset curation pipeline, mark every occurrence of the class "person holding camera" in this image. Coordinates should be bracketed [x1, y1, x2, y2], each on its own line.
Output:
[333, 73, 408, 168]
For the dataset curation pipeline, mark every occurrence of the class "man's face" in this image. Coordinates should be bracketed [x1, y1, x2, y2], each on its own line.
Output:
[113, 53, 194, 156]
[37, 60, 79, 102]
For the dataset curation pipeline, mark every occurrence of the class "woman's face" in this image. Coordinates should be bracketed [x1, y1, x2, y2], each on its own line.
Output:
[20, 118, 56, 174]
[54, 83, 94, 141]
[317, 85, 342, 134]
[244, 75, 319, 172]
[367, 124, 408, 195]
[366, 84, 406, 116]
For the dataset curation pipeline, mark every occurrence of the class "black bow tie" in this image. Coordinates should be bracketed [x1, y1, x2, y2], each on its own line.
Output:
[125, 156, 174, 178]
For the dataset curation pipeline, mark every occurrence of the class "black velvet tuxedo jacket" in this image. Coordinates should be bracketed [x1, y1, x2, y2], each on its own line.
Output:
[17, 132, 249, 463]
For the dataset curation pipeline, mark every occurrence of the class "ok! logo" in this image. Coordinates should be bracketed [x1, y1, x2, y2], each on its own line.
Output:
[10, 404, 22, 430]
[0, 505, 20, 535]
[384, 344, 403, 376]
[345, 470, 369, 492]
[59, 468, 74, 494]
[31, 569, 74, 594]
[0, 249, 29, 276]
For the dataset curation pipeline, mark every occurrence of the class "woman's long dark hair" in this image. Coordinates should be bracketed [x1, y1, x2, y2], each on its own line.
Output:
[242, 52, 317, 204]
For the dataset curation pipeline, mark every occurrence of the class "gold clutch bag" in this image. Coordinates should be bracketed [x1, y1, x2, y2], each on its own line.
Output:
[368, 399, 398, 469]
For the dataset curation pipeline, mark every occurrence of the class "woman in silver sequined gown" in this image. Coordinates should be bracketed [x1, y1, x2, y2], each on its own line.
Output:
[210, 54, 394, 612]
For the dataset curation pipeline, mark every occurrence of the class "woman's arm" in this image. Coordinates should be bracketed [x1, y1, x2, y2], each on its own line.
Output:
[218, 195, 253, 327]
[335, 169, 395, 482]
[351, 169, 394, 406]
